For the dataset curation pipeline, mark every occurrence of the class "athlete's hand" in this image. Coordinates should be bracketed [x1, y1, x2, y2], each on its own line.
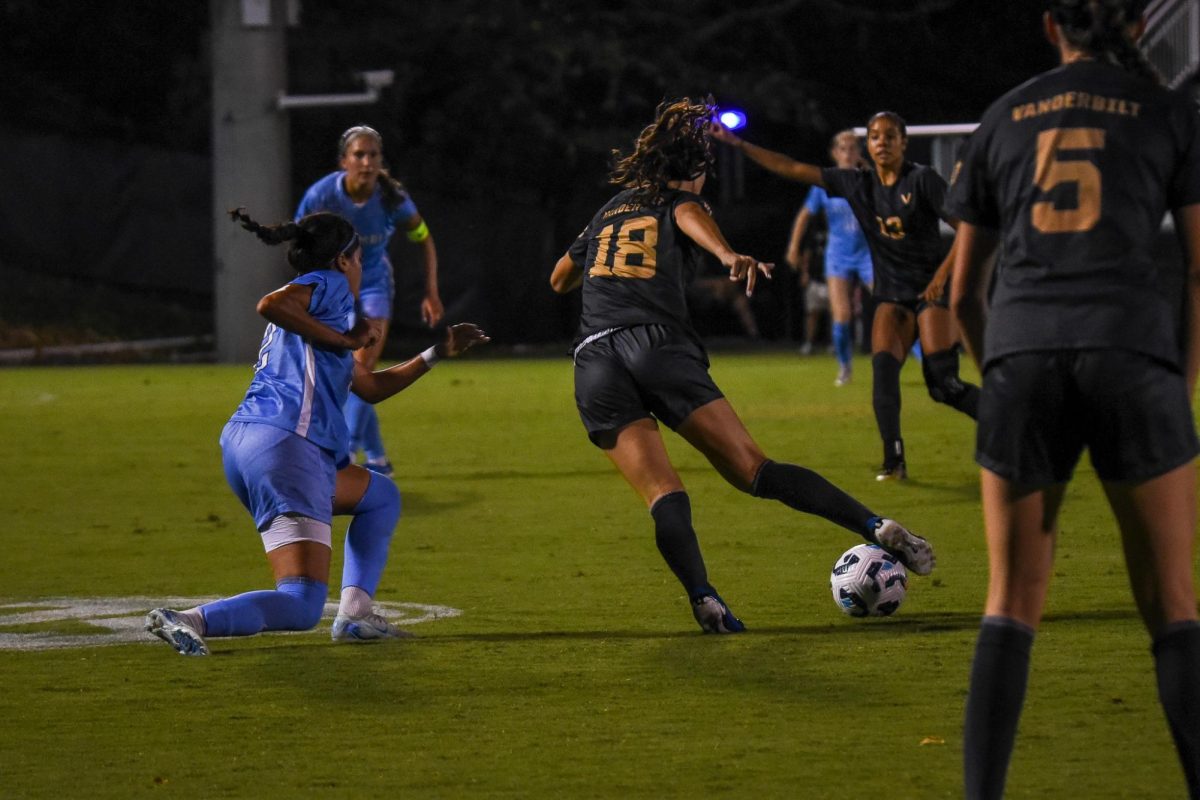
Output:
[421, 294, 445, 328]
[345, 318, 383, 351]
[436, 323, 490, 358]
[708, 122, 740, 147]
[921, 272, 948, 303]
[724, 253, 773, 297]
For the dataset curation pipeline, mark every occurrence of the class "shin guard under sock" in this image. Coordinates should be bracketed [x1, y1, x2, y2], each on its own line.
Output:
[199, 577, 328, 636]
[341, 473, 402, 597]
[872, 352, 903, 464]
[751, 460, 877, 536]
[1154, 621, 1200, 798]
[963, 616, 1035, 800]
[650, 491, 711, 601]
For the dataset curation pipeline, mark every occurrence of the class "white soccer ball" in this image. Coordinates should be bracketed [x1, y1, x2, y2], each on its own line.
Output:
[830, 543, 908, 617]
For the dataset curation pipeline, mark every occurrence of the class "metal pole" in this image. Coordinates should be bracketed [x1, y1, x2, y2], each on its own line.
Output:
[211, 0, 292, 364]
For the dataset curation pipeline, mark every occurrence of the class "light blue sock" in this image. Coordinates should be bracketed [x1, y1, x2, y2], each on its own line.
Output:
[342, 473, 402, 595]
[344, 394, 369, 458]
[357, 407, 386, 462]
[832, 321, 852, 368]
[911, 340, 924, 363]
[199, 577, 327, 636]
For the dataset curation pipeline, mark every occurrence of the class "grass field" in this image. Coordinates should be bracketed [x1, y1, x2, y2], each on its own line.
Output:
[0, 352, 1192, 798]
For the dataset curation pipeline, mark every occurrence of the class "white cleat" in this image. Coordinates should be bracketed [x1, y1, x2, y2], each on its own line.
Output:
[872, 518, 935, 576]
[145, 608, 209, 656]
[331, 612, 414, 642]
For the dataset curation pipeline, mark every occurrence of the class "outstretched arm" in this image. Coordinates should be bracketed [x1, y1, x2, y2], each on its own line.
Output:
[258, 283, 378, 351]
[785, 207, 813, 278]
[709, 123, 825, 186]
[922, 219, 961, 302]
[674, 201, 773, 297]
[949, 222, 999, 370]
[351, 322, 489, 403]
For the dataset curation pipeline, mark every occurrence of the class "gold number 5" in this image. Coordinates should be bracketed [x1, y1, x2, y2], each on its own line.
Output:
[1032, 127, 1105, 234]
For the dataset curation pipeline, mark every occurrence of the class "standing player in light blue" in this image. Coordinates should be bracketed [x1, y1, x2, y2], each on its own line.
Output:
[145, 209, 486, 656]
[296, 124, 444, 477]
[785, 129, 874, 386]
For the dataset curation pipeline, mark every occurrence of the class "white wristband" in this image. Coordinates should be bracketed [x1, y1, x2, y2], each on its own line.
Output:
[419, 345, 440, 368]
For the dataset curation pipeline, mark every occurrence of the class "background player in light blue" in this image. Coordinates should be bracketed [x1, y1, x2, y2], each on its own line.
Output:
[145, 208, 486, 656]
[786, 130, 873, 386]
[296, 124, 444, 478]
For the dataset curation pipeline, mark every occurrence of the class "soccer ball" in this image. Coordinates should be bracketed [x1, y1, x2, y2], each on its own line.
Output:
[830, 543, 908, 617]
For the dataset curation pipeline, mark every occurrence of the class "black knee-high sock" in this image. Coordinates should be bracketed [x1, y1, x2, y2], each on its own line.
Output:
[650, 491, 710, 601]
[872, 352, 903, 465]
[751, 460, 877, 538]
[964, 616, 1035, 800]
[923, 348, 981, 419]
[1153, 621, 1200, 798]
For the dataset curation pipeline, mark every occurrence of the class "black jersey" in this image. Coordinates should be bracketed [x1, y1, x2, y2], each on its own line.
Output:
[568, 188, 709, 343]
[946, 60, 1200, 369]
[822, 162, 952, 302]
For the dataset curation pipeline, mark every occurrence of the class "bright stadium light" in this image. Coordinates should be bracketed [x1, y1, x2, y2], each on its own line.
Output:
[718, 109, 747, 130]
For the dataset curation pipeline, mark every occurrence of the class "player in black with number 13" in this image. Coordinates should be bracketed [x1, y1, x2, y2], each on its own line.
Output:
[712, 114, 981, 481]
[551, 98, 934, 634]
[949, 1, 1200, 797]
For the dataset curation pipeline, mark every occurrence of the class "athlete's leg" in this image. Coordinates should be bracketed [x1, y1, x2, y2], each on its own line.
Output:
[828, 275, 854, 376]
[1103, 462, 1200, 794]
[871, 302, 916, 475]
[601, 418, 739, 630]
[963, 470, 1065, 800]
[348, 318, 391, 469]
[917, 304, 980, 419]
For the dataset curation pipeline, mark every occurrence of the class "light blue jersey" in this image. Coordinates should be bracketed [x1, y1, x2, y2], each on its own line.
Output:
[804, 186, 873, 282]
[229, 270, 357, 458]
[295, 172, 420, 294]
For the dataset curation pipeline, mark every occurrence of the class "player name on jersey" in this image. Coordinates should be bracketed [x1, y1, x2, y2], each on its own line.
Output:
[1011, 92, 1142, 122]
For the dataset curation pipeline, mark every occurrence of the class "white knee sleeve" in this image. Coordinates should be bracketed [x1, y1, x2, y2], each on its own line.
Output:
[261, 514, 332, 553]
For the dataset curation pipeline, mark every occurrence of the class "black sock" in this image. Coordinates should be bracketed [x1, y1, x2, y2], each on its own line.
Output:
[922, 348, 981, 419]
[751, 460, 877, 537]
[1154, 621, 1200, 798]
[964, 616, 1035, 800]
[650, 491, 710, 601]
[872, 352, 903, 465]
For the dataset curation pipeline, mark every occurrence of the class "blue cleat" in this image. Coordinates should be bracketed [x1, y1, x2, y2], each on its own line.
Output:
[691, 593, 745, 634]
[145, 608, 209, 656]
[331, 612, 413, 642]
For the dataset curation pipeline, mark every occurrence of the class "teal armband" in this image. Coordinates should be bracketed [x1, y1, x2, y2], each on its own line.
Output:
[406, 221, 430, 243]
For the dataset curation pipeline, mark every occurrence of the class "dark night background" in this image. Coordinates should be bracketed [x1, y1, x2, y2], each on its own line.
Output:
[0, 0, 1060, 351]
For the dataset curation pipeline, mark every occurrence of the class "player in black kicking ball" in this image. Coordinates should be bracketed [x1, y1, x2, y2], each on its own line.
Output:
[948, 1, 1200, 797]
[550, 98, 934, 634]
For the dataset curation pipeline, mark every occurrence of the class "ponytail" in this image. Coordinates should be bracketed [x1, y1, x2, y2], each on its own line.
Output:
[228, 207, 357, 275]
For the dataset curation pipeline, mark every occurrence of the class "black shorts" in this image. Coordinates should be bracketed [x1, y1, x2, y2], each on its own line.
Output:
[574, 324, 724, 447]
[976, 349, 1199, 484]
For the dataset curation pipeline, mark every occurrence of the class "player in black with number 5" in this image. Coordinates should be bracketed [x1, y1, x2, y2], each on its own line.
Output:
[712, 114, 980, 481]
[948, 2, 1200, 797]
[551, 98, 934, 634]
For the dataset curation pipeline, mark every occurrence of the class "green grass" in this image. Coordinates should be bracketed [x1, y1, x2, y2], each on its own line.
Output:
[0, 353, 1191, 798]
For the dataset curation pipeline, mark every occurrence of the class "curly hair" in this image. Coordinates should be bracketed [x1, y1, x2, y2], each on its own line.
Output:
[229, 207, 359, 275]
[609, 98, 716, 205]
[1048, 0, 1160, 83]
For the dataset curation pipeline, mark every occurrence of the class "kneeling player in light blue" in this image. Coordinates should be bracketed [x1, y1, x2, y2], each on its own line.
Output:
[146, 209, 486, 656]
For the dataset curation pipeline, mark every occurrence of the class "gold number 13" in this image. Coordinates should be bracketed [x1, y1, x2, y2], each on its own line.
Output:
[1032, 127, 1105, 234]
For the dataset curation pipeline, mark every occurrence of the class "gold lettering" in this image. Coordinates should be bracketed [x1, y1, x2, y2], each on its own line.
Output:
[1093, 96, 1106, 111]
[1051, 94, 1065, 110]
[1065, 92, 1077, 108]
[1038, 98, 1054, 115]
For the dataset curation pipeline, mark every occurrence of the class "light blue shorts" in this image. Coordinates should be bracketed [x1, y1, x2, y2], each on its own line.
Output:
[220, 421, 336, 530]
[826, 261, 873, 285]
[359, 267, 395, 320]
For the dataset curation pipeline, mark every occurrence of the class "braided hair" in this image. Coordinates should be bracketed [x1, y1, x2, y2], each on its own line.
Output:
[229, 208, 359, 275]
[337, 124, 411, 212]
[1048, 0, 1160, 83]
[609, 98, 716, 205]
